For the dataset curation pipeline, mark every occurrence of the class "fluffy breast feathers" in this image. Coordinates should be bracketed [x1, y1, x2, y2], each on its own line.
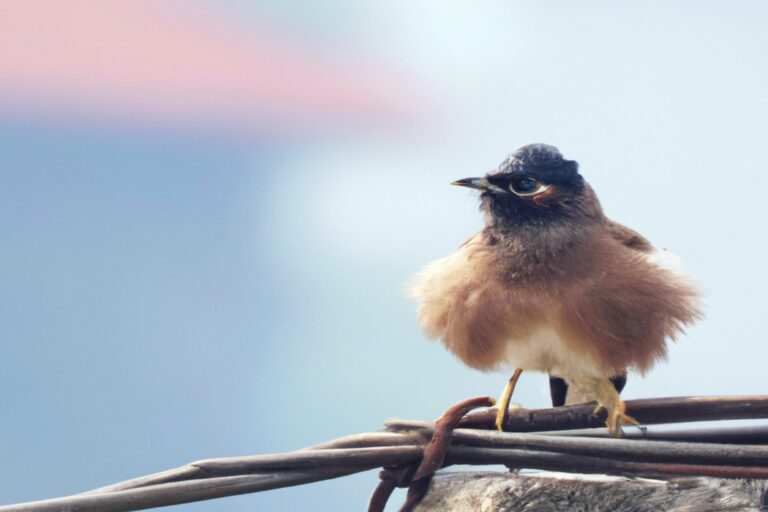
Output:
[409, 229, 701, 379]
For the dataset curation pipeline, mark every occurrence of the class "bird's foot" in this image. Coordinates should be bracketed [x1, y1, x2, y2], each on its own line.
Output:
[581, 376, 638, 438]
[494, 402, 521, 432]
[603, 400, 639, 438]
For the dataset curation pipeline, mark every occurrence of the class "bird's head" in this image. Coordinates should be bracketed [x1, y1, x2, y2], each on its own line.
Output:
[453, 144, 602, 229]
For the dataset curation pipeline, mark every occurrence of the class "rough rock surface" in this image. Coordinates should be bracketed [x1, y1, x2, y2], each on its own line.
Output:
[414, 471, 768, 512]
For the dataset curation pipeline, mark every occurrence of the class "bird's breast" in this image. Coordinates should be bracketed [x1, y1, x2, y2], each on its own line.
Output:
[410, 229, 699, 377]
[409, 238, 610, 377]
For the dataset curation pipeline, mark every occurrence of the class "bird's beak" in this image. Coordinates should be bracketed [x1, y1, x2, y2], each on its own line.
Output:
[452, 177, 506, 193]
[451, 177, 491, 190]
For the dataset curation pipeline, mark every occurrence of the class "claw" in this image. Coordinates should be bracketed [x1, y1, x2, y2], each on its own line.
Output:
[605, 399, 639, 438]
[573, 376, 639, 438]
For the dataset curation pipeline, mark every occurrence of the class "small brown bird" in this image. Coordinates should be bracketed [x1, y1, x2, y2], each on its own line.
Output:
[410, 144, 701, 436]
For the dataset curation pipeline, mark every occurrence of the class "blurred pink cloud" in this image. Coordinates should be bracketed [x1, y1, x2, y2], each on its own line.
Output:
[0, 0, 415, 130]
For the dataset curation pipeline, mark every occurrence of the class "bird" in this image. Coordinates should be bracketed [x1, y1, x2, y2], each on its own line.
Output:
[409, 143, 701, 436]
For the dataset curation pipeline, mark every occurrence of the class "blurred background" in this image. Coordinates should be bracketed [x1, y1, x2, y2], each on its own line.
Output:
[1, 1, 767, 510]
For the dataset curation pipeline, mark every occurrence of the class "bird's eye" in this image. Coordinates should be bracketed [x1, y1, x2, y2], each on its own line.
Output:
[509, 177, 545, 196]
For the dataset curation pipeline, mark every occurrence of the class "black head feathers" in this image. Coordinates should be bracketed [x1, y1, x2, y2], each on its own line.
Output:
[496, 144, 580, 184]
[472, 143, 599, 229]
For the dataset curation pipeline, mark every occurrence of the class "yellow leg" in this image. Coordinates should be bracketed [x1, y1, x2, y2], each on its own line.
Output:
[580, 377, 639, 437]
[494, 368, 523, 432]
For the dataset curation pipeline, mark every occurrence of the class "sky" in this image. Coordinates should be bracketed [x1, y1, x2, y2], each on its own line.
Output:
[1, 1, 768, 511]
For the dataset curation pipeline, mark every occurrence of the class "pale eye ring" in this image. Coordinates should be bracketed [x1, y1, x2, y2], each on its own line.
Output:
[509, 176, 548, 196]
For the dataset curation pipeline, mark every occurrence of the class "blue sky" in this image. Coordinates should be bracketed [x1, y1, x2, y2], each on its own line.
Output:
[1, 2, 768, 510]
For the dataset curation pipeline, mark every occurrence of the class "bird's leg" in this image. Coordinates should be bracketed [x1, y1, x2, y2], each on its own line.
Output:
[579, 376, 639, 438]
[494, 368, 523, 432]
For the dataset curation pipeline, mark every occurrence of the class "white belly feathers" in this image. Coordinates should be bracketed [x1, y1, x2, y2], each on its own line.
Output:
[503, 324, 610, 379]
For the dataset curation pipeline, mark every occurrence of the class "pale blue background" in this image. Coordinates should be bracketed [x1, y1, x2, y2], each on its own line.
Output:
[2, 2, 768, 510]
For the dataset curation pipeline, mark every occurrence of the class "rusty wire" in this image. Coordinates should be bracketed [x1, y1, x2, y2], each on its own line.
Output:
[2, 395, 768, 512]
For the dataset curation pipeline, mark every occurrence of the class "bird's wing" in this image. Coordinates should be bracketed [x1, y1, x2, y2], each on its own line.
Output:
[549, 222, 653, 407]
[605, 219, 653, 253]
[608, 219, 685, 273]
